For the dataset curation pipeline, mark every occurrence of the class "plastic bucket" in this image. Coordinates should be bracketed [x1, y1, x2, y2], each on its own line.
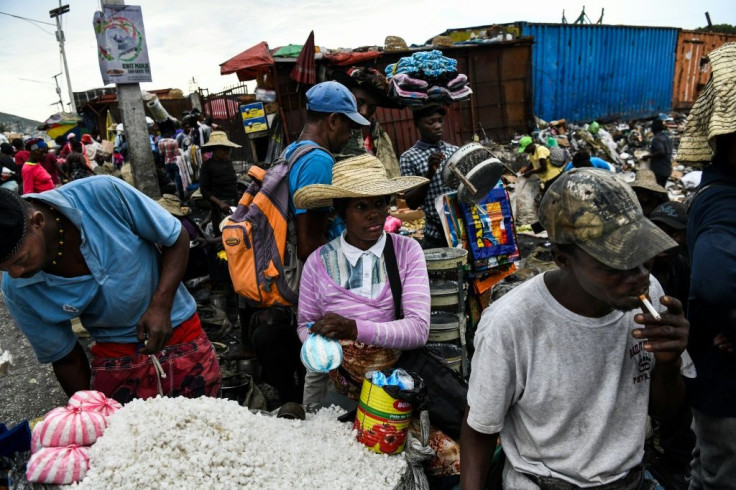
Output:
[429, 312, 461, 342]
[426, 343, 463, 373]
[354, 375, 413, 454]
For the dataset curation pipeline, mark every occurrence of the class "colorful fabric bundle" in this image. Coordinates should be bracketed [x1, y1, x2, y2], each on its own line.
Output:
[386, 50, 458, 79]
[385, 51, 471, 106]
[457, 182, 520, 271]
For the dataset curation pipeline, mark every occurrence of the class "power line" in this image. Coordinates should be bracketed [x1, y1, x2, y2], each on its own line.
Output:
[0, 10, 56, 35]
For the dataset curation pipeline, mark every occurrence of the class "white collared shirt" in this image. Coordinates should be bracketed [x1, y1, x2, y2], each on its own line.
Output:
[339, 231, 387, 299]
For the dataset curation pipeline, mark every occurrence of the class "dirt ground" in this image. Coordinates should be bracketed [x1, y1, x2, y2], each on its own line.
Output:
[0, 280, 68, 427]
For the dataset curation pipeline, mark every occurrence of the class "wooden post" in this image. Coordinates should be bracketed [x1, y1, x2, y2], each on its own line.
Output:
[102, 0, 160, 199]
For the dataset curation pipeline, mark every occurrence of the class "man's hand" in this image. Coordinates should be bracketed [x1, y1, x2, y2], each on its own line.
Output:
[714, 332, 735, 353]
[632, 295, 689, 364]
[136, 303, 173, 354]
[310, 313, 358, 341]
[427, 152, 444, 178]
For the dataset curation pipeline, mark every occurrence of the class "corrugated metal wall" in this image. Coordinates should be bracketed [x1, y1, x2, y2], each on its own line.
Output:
[517, 23, 678, 122]
[673, 31, 736, 109]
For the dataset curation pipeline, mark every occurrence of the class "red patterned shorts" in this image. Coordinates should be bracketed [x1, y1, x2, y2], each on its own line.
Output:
[90, 317, 221, 404]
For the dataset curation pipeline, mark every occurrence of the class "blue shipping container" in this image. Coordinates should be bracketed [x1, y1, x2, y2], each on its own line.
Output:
[517, 23, 678, 122]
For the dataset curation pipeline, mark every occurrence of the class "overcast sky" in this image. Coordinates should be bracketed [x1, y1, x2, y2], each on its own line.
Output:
[1, 0, 734, 123]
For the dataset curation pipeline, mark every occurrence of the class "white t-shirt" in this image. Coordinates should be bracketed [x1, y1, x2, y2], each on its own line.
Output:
[467, 273, 665, 488]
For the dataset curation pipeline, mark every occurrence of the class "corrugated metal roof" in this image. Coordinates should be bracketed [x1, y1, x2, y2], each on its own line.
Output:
[517, 23, 679, 122]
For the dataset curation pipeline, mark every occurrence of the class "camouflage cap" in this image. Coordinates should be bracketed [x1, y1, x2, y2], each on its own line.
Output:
[538, 168, 677, 270]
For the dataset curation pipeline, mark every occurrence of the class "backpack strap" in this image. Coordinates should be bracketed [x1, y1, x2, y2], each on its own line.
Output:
[283, 143, 330, 171]
[383, 234, 403, 320]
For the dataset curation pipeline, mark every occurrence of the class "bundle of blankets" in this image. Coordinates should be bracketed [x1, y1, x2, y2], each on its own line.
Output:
[385, 50, 472, 106]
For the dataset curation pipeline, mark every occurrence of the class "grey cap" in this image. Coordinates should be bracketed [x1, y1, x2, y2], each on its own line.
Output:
[539, 168, 677, 270]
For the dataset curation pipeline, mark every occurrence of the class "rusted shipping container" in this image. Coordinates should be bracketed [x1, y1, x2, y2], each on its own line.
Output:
[673, 30, 736, 109]
[274, 39, 534, 158]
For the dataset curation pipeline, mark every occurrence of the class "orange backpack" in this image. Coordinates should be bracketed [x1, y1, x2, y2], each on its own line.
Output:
[221, 144, 321, 307]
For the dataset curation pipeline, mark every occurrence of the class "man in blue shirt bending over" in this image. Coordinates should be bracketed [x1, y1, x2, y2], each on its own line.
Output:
[0, 176, 221, 403]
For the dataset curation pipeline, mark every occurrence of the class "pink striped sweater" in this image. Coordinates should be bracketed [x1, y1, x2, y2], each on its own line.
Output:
[297, 234, 430, 350]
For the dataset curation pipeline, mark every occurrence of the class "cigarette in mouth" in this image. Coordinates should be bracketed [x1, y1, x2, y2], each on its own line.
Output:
[639, 294, 661, 321]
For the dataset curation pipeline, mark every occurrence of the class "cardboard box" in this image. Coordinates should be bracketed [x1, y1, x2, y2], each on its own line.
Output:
[241, 102, 265, 119]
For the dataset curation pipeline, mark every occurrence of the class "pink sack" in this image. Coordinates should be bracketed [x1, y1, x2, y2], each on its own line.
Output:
[39, 406, 106, 447]
[68, 390, 122, 417]
[384, 216, 402, 233]
[26, 445, 90, 484]
[30, 420, 44, 453]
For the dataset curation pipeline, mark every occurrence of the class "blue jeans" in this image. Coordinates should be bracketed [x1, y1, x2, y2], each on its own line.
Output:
[165, 163, 185, 201]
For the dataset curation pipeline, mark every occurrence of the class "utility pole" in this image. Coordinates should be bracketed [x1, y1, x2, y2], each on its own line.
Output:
[52, 73, 64, 112]
[49, 3, 76, 113]
[102, 0, 160, 198]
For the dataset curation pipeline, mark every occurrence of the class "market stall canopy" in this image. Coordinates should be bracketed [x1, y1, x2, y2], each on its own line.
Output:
[37, 112, 82, 140]
[220, 41, 274, 81]
[323, 51, 381, 66]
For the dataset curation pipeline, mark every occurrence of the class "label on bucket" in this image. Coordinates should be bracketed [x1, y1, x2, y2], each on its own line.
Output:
[354, 377, 413, 454]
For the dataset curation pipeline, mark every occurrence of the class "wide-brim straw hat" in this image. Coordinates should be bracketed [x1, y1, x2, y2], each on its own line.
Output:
[432, 36, 454, 47]
[384, 35, 408, 52]
[332, 68, 401, 110]
[630, 169, 667, 195]
[678, 42, 736, 163]
[293, 154, 428, 209]
[202, 131, 241, 148]
[157, 194, 190, 216]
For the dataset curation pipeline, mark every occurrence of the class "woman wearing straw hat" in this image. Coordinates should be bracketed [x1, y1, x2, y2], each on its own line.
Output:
[293, 153, 430, 403]
[199, 131, 241, 226]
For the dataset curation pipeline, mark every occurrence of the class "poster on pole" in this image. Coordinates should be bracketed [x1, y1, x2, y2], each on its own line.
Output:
[93, 5, 152, 85]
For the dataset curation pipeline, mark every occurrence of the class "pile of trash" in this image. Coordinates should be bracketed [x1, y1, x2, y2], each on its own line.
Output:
[479, 112, 702, 205]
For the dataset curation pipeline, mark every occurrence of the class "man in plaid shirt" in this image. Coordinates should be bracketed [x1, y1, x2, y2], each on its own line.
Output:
[400, 105, 457, 249]
[157, 119, 185, 202]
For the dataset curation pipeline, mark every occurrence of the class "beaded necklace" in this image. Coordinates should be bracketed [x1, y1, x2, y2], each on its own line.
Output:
[49, 207, 64, 265]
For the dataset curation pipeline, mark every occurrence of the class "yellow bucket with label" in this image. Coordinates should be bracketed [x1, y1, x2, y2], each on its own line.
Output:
[353, 374, 413, 454]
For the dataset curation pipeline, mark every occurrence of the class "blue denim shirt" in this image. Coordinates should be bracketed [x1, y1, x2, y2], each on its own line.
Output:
[1, 176, 196, 363]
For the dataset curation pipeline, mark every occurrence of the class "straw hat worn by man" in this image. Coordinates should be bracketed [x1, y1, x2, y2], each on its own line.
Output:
[460, 169, 689, 489]
[629, 169, 668, 217]
[677, 41, 736, 489]
[199, 131, 242, 226]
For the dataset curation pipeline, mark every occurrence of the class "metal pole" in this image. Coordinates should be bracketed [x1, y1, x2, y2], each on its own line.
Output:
[52, 73, 64, 112]
[51, 3, 76, 113]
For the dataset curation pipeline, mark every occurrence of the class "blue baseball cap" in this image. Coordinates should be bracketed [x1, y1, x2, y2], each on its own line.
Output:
[306, 81, 370, 126]
[26, 139, 48, 151]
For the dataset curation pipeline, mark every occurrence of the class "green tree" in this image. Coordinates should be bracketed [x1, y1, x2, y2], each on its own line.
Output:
[695, 24, 736, 35]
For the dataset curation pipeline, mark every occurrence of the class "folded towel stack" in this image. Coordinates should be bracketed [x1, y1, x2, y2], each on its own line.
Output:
[385, 50, 472, 106]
